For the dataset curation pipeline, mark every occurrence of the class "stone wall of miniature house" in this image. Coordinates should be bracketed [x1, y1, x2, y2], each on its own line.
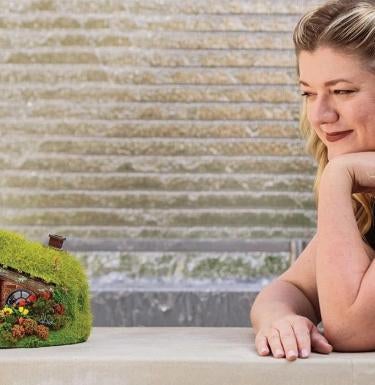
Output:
[0, 0, 320, 283]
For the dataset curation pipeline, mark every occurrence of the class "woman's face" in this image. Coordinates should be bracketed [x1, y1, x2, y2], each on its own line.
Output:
[298, 46, 375, 160]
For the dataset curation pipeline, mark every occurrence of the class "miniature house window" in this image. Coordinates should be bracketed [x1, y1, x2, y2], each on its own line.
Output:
[6, 289, 33, 306]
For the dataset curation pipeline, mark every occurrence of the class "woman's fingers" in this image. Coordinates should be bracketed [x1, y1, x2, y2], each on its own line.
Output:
[267, 328, 288, 358]
[269, 324, 300, 361]
[254, 332, 270, 356]
[310, 325, 333, 354]
[290, 320, 312, 358]
[254, 317, 333, 360]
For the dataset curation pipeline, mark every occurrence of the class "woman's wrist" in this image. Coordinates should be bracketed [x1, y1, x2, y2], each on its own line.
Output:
[319, 161, 353, 197]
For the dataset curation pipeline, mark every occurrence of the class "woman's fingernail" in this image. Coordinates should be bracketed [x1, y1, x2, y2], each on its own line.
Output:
[261, 347, 268, 354]
[287, 350, 297, 358]
[275, 349, 284, 357]
[301, 349, 309, 357]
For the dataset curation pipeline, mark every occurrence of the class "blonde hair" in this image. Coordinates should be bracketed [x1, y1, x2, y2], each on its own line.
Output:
[293, 0, 375, 239]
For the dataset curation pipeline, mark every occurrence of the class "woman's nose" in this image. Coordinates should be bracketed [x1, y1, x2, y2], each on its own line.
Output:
[308, 96, 339, 127]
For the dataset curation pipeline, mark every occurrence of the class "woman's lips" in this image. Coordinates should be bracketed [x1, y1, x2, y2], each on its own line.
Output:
[325, 130, 353, 142]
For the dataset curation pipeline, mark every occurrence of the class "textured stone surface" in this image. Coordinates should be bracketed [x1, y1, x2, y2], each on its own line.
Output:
[0, 327, 373, 385]
[76, 250, 290, 280]
[0, 191, 315, 209]
[0, 120, 302, 137]
[0, 0, 317, 286]
[90, 280, 264, 326]
[3, 225, 316, 242]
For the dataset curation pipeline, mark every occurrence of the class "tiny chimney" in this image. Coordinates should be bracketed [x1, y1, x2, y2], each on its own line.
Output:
[48, 234, 66, 250]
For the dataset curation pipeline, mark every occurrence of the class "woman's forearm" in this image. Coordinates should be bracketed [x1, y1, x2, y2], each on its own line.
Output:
[250, 279, 320, 333]
[316, 164, 372, 341]
[317, 168, 369, 310]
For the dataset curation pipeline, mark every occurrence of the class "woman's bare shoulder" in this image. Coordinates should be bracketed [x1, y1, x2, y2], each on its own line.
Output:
[277, 233, 321, 322]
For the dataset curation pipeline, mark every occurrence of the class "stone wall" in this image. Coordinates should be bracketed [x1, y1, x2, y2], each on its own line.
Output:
[0, 0, 319, 285]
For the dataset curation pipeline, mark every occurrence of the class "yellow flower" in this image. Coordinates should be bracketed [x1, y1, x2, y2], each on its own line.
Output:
[3, 307, 13, 315]
[18, 307, 29, 315]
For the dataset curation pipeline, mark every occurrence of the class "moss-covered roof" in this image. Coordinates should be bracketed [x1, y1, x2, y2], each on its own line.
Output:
[0, 230, 86, 291]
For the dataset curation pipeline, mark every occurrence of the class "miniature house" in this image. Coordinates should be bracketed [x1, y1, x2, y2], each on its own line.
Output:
[0, 230, 92, 348]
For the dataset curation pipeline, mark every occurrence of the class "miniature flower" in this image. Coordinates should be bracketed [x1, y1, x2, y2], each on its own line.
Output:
[28, 294, 37, 303]
[35, 324, 49, 340]
[40, 291, 52, 301]
[11, 324, 25, 339]
[17, 299, 26, 307]
[23, 319, 37, 335]
[3, 307, 13, 316]
[18, 307, 29, 316]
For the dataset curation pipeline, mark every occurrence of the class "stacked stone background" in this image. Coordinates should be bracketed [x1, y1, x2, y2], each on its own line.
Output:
[0, 0, 320, 285]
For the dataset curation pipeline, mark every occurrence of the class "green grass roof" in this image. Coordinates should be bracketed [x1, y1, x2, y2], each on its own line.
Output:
[0, 230, 86, 289]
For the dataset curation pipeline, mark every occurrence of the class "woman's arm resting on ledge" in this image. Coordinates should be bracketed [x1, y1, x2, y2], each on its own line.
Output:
[316, 153, 375, 351]
[250, 279, 319, 333]
[250, 279, 332, 360]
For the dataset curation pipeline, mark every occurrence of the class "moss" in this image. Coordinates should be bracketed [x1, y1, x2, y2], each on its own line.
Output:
[262, 255, 289, 275]
[0, 229, 92, 348]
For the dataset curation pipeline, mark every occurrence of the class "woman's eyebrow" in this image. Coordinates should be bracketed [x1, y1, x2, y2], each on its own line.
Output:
[299, 78, 355, 86]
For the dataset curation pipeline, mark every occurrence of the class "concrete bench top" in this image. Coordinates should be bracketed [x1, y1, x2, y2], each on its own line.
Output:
[1, 327, 374, 385]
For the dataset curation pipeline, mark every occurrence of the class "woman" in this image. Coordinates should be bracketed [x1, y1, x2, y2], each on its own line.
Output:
[250, 0, 375, 361]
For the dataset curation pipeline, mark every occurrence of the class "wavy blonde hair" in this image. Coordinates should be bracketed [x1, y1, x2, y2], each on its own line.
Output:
[293, 0, 375, 240]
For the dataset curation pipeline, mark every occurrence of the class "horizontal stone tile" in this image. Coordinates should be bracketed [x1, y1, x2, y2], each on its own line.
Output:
[0, 15, 82, 29]
[0, 62, 297, 84]
[0, 0, 313, 14]
[31, 138, 304, 156]
[1, 225, 316, 242]
[0, 190, 315, 209]
[5, 51, 101, 64]
[0, 172, 314, 191]
[0, 65, 108, 83]
[1, 155, 314, 173]
[44, 0, 316, 14]
[0, 31, 294, 50]
[1, 208, 316, 227]
[114, 65, 297, 86]
[0, 14, 301, 32]
[0, 15, 100, 29]
[0, 120, 301, 138]
[3, 50, 297, 68]
[0, 101, 300, 120]
[1, 137, 309, 159]
[2, 85, 300, 103]
[75, 250, 290, 279]
[114, 14, 301, 32]
[102, 50, 297, 69]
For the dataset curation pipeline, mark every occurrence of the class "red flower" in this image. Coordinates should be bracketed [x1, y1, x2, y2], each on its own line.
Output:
[17, 299, 26, 307]
[28, 294, 37, 303]
[40, 291, 52, 301]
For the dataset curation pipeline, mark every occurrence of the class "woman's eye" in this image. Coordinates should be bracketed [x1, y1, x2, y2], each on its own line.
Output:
[300, 92, 313, 98]
[333, 90, 355, 95]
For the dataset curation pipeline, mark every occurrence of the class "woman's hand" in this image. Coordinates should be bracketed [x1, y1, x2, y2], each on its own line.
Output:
[254, 315, 333, 361]
[324, 152, 375, 194]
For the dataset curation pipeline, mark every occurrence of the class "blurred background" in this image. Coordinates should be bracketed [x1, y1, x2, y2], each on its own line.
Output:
[0, 0, 320, 326]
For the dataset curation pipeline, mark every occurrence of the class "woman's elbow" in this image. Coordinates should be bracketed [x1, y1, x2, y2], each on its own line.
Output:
[323, 323, 375, 352]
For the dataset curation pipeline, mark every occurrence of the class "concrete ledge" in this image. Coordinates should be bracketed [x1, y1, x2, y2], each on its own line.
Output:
[0, 328, 374, 385]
